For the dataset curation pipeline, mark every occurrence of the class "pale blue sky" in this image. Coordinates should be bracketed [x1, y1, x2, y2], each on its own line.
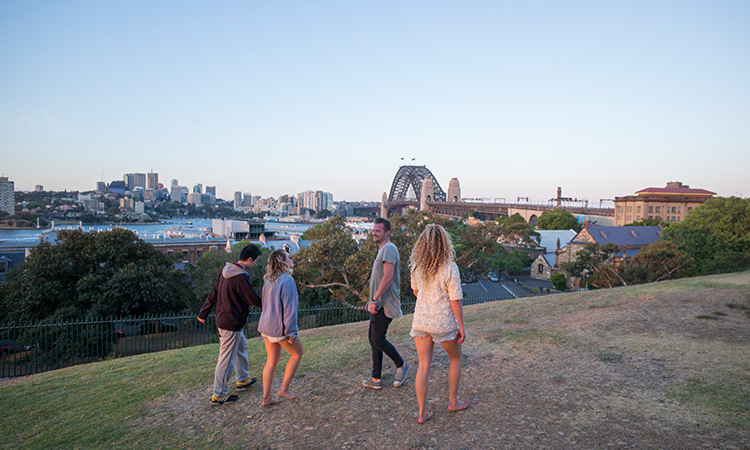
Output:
[2, 1, 748, 203]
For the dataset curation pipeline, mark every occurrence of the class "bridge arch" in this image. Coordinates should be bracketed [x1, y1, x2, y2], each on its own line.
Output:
[388, 165, 446, 203]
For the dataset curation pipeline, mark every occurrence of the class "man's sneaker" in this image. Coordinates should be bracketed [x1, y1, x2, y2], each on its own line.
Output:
[393, 362, 410, 387]
[210, 394, 239, 405]
[362, 378, 383, 390]
[236, 377, 257, 391]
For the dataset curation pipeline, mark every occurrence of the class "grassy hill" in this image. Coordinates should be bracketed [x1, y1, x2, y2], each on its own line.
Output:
[1, 271, 749, 449]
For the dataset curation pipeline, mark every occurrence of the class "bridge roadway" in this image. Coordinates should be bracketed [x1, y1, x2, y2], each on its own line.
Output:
[388, 199, 614, 221]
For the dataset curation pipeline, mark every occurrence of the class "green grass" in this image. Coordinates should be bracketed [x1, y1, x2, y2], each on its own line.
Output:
[667, 369, 750, 430]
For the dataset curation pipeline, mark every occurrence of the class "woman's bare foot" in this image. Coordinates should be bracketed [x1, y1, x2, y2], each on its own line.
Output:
[448, 399, 470, 412]
[418, 411, 433, 424]
[277, 390, 299, 400]
[261, 397, 283, 407]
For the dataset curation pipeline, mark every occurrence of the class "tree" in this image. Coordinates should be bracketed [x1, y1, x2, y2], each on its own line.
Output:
[623, 241, 697, 284]
[662, 197, 750, 274]
[294, 216, 376, 308]
[560, 243, 627, 288]
[536, 209, 582, 232]
[551, 273, 566, 291]
[0, 228, 188, 322]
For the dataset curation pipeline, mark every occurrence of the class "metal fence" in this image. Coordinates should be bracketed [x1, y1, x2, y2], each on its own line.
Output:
[0, 291, 541, 379]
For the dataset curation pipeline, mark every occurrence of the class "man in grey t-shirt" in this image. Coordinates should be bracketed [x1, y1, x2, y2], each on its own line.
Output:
[362, 218, 410, 390]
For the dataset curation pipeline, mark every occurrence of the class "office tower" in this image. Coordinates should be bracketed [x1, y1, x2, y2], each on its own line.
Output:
[193, 183, 202, 194]
[96, 182, 106, 192]
[134, 173, 146, 190]
[187, 192, 202, 205]
[171, 179, 178, 187]
[243, 193, 253, 207]
[0, 177, 14, 216]
[170, 185, 182, 203]
[35, 185, 44, 192]
[124, 173, 135, 191]
[234, 191, 242, 210]
[147, 172, 159, 189]
[206, 186, 216, 196]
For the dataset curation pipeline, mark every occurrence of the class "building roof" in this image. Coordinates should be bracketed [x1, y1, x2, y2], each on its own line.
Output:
[580, 225, 661, 247]
[635, 187, 715, 196]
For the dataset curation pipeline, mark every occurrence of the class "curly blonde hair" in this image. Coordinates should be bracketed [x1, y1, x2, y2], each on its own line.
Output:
[409, 224, 455, 280]
[264, 249, 293, 282]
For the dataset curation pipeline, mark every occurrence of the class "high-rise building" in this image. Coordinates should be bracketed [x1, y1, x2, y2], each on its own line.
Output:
[234, 191, 242, 211]
[124, 173, 135, 191]
[132, 173, 145, 190]
[147, 172, 159, 189]
[243, 193, 253, 207]
[206, 186, 216, 196]
[0, 177, 14, 216]
[187, 192, 202, 205]
[171, 179, 178, 187]
[170, 185, 183, 203]
[193, 184, 202, 194]
[96, 181, 106, 192]
[35, 185, 44, 192]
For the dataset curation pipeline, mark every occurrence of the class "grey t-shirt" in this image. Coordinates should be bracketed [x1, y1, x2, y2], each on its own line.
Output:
[369, 241, 402, 319]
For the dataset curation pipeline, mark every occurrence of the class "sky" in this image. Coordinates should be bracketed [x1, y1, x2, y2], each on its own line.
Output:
[1, 1, 749, 205]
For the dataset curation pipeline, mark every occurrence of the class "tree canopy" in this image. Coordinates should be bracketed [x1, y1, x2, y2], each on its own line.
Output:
[536, 209, 582, 232]
[662, 197, 750, 274]
[0, 228, 189, 322]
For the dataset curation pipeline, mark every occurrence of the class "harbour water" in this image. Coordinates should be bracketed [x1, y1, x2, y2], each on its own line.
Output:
[0, 219, 318, 248]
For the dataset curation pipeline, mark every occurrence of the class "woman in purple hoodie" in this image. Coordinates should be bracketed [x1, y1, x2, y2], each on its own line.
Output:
[258, 249, 304, 406]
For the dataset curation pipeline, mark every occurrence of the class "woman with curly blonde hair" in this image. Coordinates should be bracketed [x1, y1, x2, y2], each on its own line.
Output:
[258, 249, 304, 406]
[409, 224, 469, 423]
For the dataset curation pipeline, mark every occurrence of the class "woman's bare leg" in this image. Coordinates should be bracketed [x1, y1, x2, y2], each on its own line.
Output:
[440, 337, 469, 412]
[277, 338, 304, 399]
[414, 336, 435, 423]
[262, 339, 282, 406]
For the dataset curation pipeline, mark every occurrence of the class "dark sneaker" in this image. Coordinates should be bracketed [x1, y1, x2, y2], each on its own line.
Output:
[210, 394, 239, 405]
[393, 362, 410, 387]
[236, 377, 257, 391]
[362, 378, 383, 390]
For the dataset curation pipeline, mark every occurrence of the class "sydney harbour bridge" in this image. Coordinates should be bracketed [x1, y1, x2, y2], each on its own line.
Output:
[382, 165, 614, 225]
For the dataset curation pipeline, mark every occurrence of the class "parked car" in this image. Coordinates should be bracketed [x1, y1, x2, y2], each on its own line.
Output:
[0, 339, 15, 355]
[488, 272, 499, 282]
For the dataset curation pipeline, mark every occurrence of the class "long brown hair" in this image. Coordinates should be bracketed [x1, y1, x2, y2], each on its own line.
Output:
[409, 224, 455, 280]
[264, 249, 293, 282]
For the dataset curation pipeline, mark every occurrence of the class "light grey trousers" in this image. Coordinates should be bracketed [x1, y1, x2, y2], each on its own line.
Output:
[213, 328, 250, 397]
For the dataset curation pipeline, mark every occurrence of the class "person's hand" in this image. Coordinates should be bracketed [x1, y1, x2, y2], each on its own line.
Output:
[456, 326, 466, 345]
[287, 336, 297, 344]
[368, 301, 377, 314]
[197, 317, 205, 323]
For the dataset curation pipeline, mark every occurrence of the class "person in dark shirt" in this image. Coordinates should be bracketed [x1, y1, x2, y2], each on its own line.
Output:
[198, 244, 263, 405]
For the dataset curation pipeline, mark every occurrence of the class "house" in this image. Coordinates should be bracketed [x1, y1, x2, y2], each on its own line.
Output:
[556, 225, 662, 266]
[530, 230, 577, 281]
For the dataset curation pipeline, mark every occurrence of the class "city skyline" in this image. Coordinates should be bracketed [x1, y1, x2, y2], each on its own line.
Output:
[2, 2, 749, 202]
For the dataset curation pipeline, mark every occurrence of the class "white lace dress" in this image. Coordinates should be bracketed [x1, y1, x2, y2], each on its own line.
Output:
[410, 262, 463, 334]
